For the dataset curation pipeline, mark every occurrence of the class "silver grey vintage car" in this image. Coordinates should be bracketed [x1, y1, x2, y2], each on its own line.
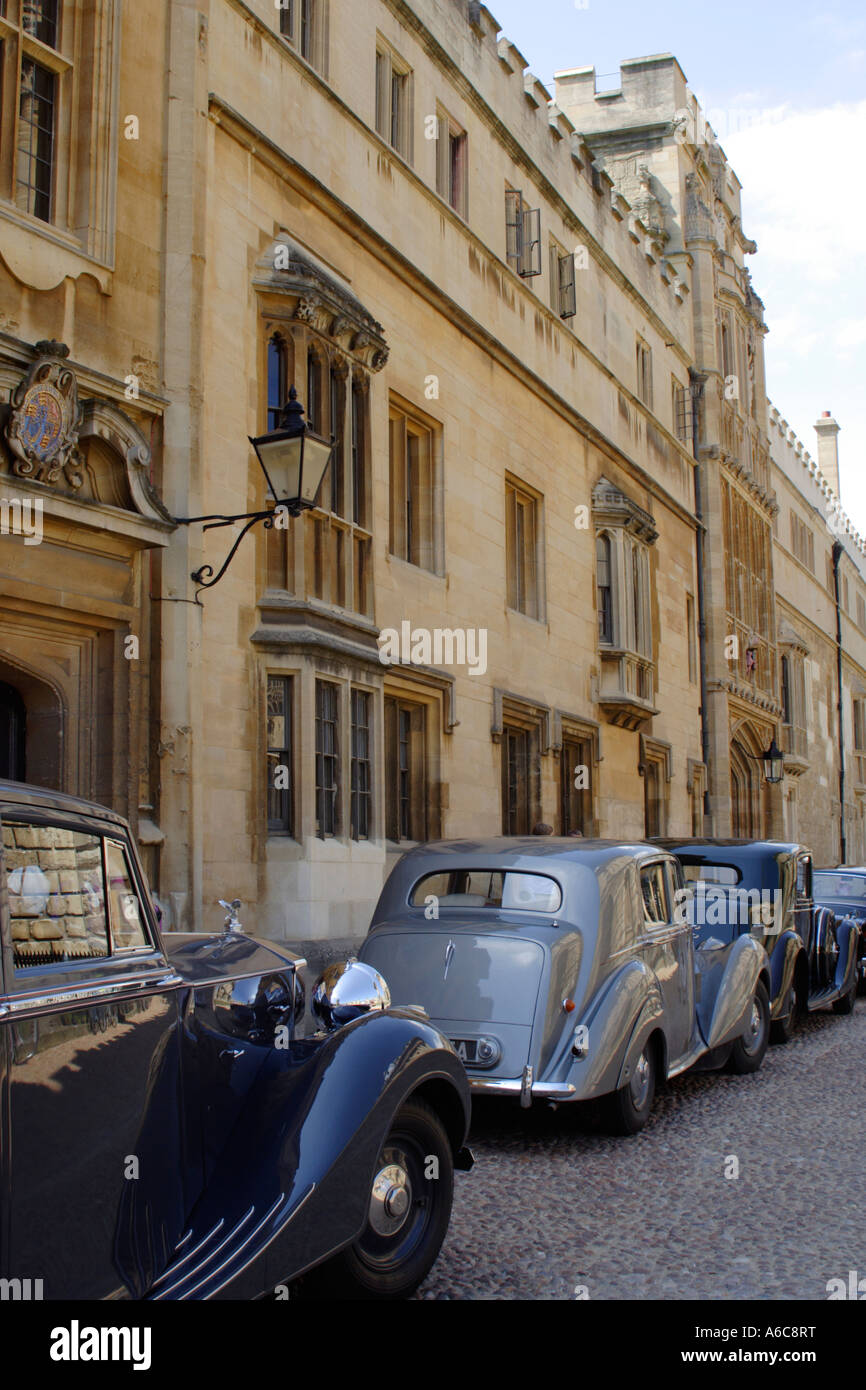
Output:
[359, 839, 772, 1133]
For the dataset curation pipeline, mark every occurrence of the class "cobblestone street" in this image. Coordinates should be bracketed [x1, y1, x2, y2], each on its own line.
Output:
[418, 1002, 866, 1300]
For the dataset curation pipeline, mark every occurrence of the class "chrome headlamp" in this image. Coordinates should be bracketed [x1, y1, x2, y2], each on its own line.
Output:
[213, 969, 304, 1044]
[312, 959, 391, 1031]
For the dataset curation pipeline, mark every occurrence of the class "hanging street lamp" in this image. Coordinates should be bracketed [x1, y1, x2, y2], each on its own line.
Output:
[761, 738, 784, 785]
[177, 388, 333, 592]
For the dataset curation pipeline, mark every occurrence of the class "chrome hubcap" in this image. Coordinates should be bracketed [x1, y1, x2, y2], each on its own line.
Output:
[743, 995, 764, 1053]
[630, 1050, 651, 1107]
[369, 1163, 412, 1237]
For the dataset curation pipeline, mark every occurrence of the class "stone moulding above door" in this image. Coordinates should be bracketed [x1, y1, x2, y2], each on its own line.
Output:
[253, 233, 389, 371]
[2, 339, 173, 532]
[78, 399, 173, 526]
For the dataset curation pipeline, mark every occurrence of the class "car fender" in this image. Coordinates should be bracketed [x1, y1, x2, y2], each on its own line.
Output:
[700, 934, 766, 1050]
[146, 1009, 469, 1300]
[833, 918, 860, 996]
[768, 929, 805, 1016]
[560, 959, 664, 1098]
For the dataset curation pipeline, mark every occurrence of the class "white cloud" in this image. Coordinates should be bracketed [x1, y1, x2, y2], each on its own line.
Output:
[724, 101, 866, 530]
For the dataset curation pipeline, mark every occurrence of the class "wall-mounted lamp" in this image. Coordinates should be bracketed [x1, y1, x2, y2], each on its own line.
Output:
[176, 388, 332, 591]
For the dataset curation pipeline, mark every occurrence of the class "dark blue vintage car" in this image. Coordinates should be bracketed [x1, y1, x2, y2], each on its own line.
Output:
[0, 781, 472, 1300]
[658, 840, 860, 1042]
[813, 866, 866, 992]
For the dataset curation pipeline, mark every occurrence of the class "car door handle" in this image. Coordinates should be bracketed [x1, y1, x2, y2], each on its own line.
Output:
[219, 1048, 244, 1060]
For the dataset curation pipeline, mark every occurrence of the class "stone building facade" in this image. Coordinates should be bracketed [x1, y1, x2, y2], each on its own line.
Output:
[0, 0, 171, 883]
[768, 406, 866, 866]
[163, 0, 702, 938]
[559, 53, 781, 843]
[1, 1, 861, 941]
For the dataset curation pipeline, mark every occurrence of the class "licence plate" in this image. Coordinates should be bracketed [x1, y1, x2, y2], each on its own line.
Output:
[449, 1037, 477, 1063]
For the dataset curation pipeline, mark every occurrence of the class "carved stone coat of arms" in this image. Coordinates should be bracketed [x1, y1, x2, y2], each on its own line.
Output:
[5, 340, 83, 490]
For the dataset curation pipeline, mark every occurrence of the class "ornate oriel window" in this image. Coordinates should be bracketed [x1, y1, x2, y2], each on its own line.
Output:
[592, 478, 658, 729]
[256, 235, 387, 618]
[721, 476, 776, 697]
[777, 634, 807, 769]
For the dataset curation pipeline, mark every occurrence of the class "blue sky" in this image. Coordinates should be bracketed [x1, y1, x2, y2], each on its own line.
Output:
[485, 0, 866, 532]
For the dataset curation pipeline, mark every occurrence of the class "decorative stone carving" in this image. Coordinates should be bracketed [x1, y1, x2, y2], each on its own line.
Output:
[78, 399, 173, 525]
[592, 477, 658, 544]
[294, 297, 318, 324]
[629, 165, 667, 246]
[684, 173, 714, 244]
[5, 341, 83, 489]
[255, 234, 389, 372]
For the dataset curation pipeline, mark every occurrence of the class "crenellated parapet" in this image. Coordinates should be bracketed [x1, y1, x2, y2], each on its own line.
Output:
[768, 401, 866, 569]
[416, 3, 692, 309]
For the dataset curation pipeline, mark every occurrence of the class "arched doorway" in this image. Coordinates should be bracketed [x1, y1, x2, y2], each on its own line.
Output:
[730, 739, 758, 838]
[0, 681, 26, 781]
[0, 661, 63, 790]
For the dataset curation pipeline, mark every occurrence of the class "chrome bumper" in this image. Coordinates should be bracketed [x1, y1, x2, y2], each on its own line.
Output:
[468, 1073, 577, 1107]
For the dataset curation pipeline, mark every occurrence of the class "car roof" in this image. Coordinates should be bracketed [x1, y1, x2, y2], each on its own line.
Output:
[655, 838, 806, 858]
[392, 837, 671, 875]
[0, 778, 128, 830]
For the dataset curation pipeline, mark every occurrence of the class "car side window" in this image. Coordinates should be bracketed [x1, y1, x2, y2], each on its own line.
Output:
[796, 855, 812, 900]
[105, 838, 150, 952]
[3, 820, 109, 972]
[640, 862, 669, 926]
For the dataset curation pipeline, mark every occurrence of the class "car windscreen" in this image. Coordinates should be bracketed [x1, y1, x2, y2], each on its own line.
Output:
[814, 872, 866, 901]
[679, 862, 741, 886]
[409, 869, 562, 913]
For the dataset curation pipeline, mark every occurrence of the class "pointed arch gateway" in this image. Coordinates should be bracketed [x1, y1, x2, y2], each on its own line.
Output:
[730, 719, 771, 839]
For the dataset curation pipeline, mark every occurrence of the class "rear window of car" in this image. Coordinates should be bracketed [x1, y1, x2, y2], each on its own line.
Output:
[814, 872, 866, 901]
[410, 870, 562, 913]
[681, 862, 741, 886]
[2, 820, 150, 972]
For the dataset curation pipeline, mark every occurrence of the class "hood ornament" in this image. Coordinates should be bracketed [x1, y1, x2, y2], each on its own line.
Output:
[443, 938, 455, 980]
[219, 898, 243, 932]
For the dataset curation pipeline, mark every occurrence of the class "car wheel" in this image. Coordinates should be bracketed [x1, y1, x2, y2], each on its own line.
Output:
[304, 1098, 454, 1300]
[769, 979, 800, 1045]
[833, 980, 857, 1015]
[728, 981, 770, 1074]
[602, 1043, 656, 1135]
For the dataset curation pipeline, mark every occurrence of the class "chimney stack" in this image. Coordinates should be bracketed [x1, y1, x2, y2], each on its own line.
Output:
[814, 411, 840, 496]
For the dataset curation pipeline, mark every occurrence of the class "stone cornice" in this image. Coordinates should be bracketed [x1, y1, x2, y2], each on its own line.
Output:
[254, 236, 389, 371]
[709, 676, 782, 718]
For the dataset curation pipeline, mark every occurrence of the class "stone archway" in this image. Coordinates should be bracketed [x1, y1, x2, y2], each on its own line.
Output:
[0, 659, 64, 789]
[730, 718, 775, 839]
[730, 740, 757, 838]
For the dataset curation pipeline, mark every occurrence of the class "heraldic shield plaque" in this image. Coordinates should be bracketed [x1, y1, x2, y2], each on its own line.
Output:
[6, 340, 83, 490]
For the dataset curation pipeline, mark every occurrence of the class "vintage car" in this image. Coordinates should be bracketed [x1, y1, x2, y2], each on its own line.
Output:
[359, 838, 772, 1135]
[658, 840, 860, 1041]
[0, 780, 472, 1301]
[813, 866, 866, 991]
